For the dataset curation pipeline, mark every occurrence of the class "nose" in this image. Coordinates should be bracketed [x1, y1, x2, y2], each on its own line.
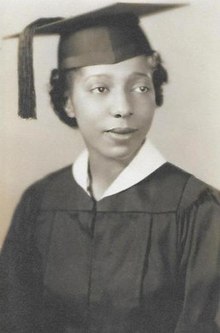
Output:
[110, 90, 133, 118]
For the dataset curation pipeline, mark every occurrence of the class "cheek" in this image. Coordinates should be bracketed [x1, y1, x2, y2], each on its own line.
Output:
[133, 94, 156, 120]
[71, 99, 97, 134]
[72, 88, 100, 115]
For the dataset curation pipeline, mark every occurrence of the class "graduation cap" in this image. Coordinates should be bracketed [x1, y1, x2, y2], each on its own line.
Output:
[6, 2, 187, 119]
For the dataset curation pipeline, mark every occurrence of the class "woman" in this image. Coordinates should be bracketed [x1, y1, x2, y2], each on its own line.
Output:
[1, 3, 220, 332]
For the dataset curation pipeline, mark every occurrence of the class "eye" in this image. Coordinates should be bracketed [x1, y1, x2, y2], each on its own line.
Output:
[91, 86, 108, 94]
[132, 86, 150, 93]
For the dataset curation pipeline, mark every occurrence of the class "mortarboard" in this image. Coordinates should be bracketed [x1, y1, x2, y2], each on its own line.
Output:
[5, 2, 187, 119]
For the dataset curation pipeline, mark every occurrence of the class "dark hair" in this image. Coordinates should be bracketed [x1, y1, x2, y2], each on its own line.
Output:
[49, 53, 168, 128]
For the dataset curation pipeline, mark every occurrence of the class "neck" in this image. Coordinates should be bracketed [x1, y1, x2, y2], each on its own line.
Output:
[88, 151, 137, 201]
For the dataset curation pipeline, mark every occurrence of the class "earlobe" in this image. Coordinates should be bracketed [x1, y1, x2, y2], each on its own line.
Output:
[65, 99, 75, 118]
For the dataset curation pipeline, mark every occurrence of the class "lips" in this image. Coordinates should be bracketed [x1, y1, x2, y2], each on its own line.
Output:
[106, 127, 137, 134]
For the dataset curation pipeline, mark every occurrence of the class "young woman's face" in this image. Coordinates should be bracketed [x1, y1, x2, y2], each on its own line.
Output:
[67, 55, 157, 163]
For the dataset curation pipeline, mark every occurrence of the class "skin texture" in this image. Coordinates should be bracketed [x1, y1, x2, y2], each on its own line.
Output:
[66, 55, 157, 198]
[50, 52, 167, 129]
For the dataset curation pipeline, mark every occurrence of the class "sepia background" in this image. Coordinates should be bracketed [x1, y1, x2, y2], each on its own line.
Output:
[1, 0, 220, 247]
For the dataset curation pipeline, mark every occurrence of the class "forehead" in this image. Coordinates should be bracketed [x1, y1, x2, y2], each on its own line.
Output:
[72, 55, 154, 81]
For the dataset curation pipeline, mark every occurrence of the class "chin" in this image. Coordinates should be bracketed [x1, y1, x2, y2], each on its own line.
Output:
[103, 144, 140, 163]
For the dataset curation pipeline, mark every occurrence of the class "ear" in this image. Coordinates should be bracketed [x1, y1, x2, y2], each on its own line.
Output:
[147, 51, 160, 68]
[65, 98, 75, 118]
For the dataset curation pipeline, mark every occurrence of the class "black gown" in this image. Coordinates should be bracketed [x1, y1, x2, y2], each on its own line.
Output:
[1, 163, 220, 333]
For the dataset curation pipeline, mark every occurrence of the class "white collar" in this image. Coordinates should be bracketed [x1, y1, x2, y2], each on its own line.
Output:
[72, 140, 166, 200]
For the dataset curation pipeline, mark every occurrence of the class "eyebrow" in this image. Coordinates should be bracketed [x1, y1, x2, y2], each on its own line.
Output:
[131, 72, 152, 79]
[84, 71, 152, 82]
[84, 74, 112, 81]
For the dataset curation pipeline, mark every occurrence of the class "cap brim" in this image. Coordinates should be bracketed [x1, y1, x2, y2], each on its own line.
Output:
[4, 2, 188, 38]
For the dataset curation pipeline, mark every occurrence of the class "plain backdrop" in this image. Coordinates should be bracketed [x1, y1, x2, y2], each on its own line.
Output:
[1, 0, 220, 247]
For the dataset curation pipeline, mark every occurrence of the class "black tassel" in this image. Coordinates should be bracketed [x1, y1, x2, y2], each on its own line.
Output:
[18, 17, 63, 119]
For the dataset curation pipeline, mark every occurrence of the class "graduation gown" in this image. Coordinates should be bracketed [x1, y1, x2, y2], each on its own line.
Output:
[1, 163, 220, 333]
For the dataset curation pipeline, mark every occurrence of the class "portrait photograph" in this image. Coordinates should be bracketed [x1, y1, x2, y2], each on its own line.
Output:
[0, 0, 220, 332]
